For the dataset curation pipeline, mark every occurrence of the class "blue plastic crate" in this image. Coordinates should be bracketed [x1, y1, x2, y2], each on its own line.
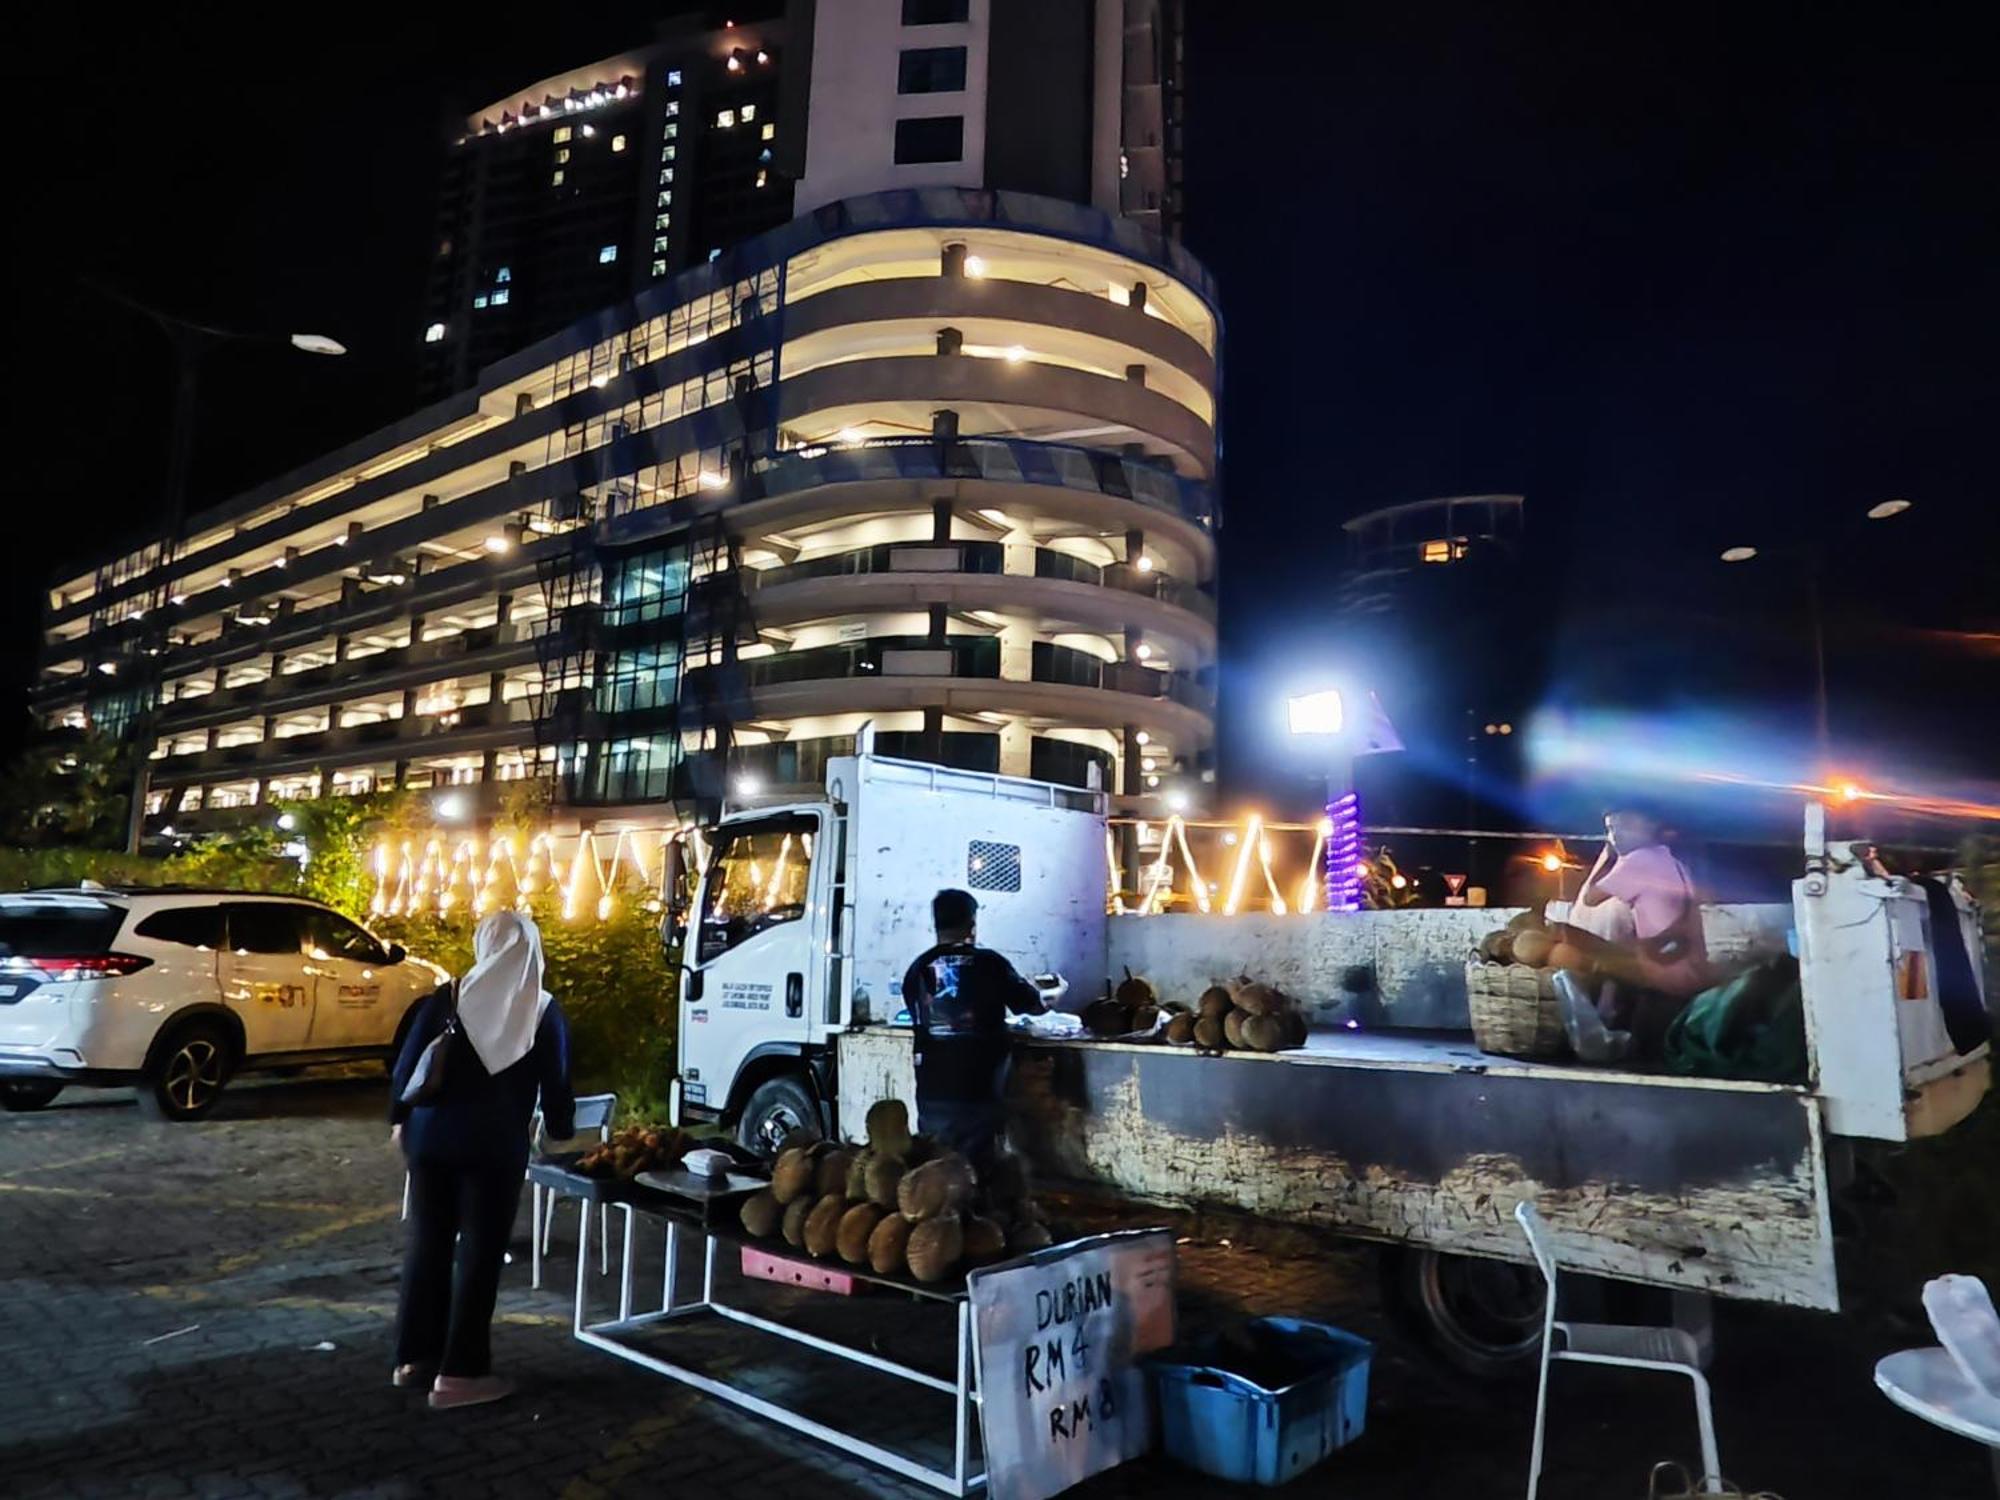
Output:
[1147, 1317, 1373, 1487]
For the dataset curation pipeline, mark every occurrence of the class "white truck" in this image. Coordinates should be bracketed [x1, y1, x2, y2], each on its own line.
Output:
[667, 750, 1991, 1370]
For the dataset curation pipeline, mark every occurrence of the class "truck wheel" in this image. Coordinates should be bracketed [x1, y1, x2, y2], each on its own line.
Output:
[137, 1022, 234, 1122]
[1, 1080, 63, 1111]
[1382, 1246, 1545, 1380]
[737, 1075, 821, 1159]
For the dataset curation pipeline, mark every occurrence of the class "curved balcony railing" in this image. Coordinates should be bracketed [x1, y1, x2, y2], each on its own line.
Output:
[733, 435, 1217, 532]
[742, 540, 1004, 591]
[1031, 642, 1216, 716]
[1029, 550, 1216, 623]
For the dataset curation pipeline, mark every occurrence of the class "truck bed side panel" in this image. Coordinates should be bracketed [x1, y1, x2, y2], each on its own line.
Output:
[1008, 1042, 1839, 1310]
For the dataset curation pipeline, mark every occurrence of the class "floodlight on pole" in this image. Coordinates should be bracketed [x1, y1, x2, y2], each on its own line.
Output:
[1287, 689, 1344, 738]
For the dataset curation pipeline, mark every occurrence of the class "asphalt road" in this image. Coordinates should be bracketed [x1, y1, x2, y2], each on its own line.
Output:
[0, 1072, 1988, 1498]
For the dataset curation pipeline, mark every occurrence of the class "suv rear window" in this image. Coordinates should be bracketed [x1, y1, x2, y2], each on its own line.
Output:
[135, 906, 227, 949]
[0, 902, 126, 958]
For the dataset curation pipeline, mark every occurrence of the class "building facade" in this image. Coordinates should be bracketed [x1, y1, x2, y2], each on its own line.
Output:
[418, 0, 1185, 401]
[40, 191, 1219, 835]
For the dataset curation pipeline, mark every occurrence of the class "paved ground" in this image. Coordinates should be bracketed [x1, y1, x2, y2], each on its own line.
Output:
[0, 1072, 1990, 1499]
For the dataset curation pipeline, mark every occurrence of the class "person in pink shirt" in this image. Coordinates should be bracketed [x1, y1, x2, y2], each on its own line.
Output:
[1567, 799, 1713, 1052]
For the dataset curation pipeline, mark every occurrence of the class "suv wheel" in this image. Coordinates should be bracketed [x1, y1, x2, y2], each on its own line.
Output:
[1, 1080, 63, 1111]
[139, 1022, 234, 1122]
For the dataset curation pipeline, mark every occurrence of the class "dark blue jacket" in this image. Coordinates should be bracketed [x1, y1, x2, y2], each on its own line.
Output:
[389, 986, 575, 1172]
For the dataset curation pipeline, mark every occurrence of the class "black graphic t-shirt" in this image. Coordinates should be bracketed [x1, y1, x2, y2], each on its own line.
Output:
[901, 941, 1043, 1103]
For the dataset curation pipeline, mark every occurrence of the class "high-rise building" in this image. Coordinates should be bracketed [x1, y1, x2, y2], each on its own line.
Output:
[38, 3, 1213, 841]
[420, 0, 1185, 399]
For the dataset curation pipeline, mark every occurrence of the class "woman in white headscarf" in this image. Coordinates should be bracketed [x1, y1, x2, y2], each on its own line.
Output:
[389, 909, 573, 1409]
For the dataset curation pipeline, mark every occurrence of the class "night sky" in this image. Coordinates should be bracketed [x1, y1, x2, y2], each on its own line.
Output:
[8, 5, 1996, 836]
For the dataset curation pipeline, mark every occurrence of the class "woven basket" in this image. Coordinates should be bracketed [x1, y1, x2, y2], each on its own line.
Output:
[1465, 960, 1568, 1059]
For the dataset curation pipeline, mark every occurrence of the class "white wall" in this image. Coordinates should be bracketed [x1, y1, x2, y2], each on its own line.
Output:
[797, 0, 991, 213]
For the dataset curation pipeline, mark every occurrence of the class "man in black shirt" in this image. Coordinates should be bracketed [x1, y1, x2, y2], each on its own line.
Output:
[901, 888, 1047, 1172]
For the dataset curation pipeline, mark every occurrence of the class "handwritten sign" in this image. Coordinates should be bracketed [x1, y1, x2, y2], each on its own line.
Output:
[967, 1229, 1177, 1500]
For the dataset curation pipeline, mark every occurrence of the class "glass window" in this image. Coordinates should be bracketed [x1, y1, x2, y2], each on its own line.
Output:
[655, 213, 672, 230]
[491, 288, 510, 306]
[697, 814, 816, 962]
[755, 169, 768, 188]
[898, 46, 967, 94]
[667, 69, 682, 86]
[652, 259, 668, 276]
[761, 122, 775, 141]
[893, 115, 963, 165]
[135, 906, 227, 949]
[716, 109, 736, 128]
[496, 267, 511, 283]
[423, 322, 446, 343]
[597, 643, 682, 714]
[473, 294, 489, 309]
[599, 244, 619, 263]
[556, 147, 571, 163]
[0, 901, 125, 958]
[664, 122, 678, 140]
[902, 0, 969, 22]
[611, 133, 628, 152]
[225, 903, 306, 956]
[303, 908, 389, 964]
[740, 104, 757, 122]
[666, 100, 679, 117]
[554, 126, 573, 143]
[552, 169, 565, 186]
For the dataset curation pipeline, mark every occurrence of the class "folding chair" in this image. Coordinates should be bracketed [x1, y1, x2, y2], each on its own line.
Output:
[1516, 1201, 1722, 1498]
[530, 1093, 616, 1289]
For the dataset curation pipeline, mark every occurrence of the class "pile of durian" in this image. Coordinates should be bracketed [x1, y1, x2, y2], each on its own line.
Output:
[737, 1100, 1053, 1283]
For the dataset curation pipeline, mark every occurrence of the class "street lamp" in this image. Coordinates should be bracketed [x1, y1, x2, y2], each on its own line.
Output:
[1718, 500, 1914, 772]
[92, 283, 349, 853]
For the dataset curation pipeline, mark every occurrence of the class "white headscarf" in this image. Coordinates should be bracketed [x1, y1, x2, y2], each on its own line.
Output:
[457, 910, 553, 1075]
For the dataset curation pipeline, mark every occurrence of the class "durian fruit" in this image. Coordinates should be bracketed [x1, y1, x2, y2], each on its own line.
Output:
[1279, 1009, 1309, 1048]
[781, 1194, 813, 1248]
[868, 1209, 914, 1275]
[1477, 930, 1515, 964]
[739, 1189, 781, 1238]
[1082, 997, 1130, 1037]
[771, 1147, 815, 1205]
[837, 1202, 885, 1265]
[845, 1149, 874, 1201]
[1164, 1012, 1197, 1045]
[1197, 984, 1234, 1021]
[1235, 981, 1283, 1016]
[962, 1216, 1007, 1265]
[1242, 1013, 1285, 1053]
[1008, 1220, 1054, 1254]
[1507, 907, 1548, 934]
[1193, 1015, 1226, 1050]
[1115, 967, 1156, 1009]
[865, 1098, 912, 1160]
[1548, 942, 1588, 973]
[864, 1153, 905, 1209]
[1129, 1002, 1161, 1033]
[899, 1154, 975, 1221]
[906, 1215, 965, 1283]
[1223, 1009, 1248, 1049]
[816, 1148, 856, 1201]
[904, 1133, 941, 1167]
[1511, 929, 1556, 968]
[803, 1193, 847, 1258]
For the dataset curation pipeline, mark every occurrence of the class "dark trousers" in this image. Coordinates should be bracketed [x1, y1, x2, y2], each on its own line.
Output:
[918, 1097, 1006, 1179]
[395, 1164, 522, 1377]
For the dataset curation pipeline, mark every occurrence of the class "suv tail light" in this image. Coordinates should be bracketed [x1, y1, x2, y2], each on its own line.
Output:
[23, 954, 153, 979]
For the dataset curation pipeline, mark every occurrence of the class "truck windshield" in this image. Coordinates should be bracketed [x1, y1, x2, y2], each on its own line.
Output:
[698, 815, 816, 962]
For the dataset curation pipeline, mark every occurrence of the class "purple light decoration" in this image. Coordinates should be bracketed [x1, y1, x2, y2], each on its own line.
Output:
[1325, 789, 1364, 912]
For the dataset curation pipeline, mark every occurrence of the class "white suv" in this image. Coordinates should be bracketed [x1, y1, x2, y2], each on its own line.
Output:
[0, 888, 449, 1121]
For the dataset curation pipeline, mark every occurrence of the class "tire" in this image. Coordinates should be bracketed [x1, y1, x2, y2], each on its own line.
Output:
[1, 1080, 63, 1112]
[138, 1022, 235, 1122]
[1381, 1246, 1547, 1380]
[735, 1073, 822, 1159]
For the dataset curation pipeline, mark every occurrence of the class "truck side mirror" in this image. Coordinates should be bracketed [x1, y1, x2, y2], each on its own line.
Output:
[662, 837, 692, 953]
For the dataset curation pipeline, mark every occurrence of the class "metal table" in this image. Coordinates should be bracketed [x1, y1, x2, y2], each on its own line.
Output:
[1876, 1347, 2000, 1493]
[573, 1197, 987, 1497]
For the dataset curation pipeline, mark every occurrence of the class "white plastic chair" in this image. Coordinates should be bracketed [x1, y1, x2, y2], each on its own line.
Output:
[1517, 1201, 1722, 1498]
[530, 1093, 616, 1289]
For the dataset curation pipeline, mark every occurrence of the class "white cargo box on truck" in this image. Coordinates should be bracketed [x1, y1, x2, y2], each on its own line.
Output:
[829, 754, 1107, 1029]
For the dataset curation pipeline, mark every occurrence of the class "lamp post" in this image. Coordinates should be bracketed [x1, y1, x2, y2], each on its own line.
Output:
[1719, 498, 1913, 774]
[1287, 687, 1401, 912]
[93, 285, 347, 852]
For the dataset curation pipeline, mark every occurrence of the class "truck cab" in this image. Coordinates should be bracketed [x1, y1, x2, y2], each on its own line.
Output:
[668, 751, 1107, 1153]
